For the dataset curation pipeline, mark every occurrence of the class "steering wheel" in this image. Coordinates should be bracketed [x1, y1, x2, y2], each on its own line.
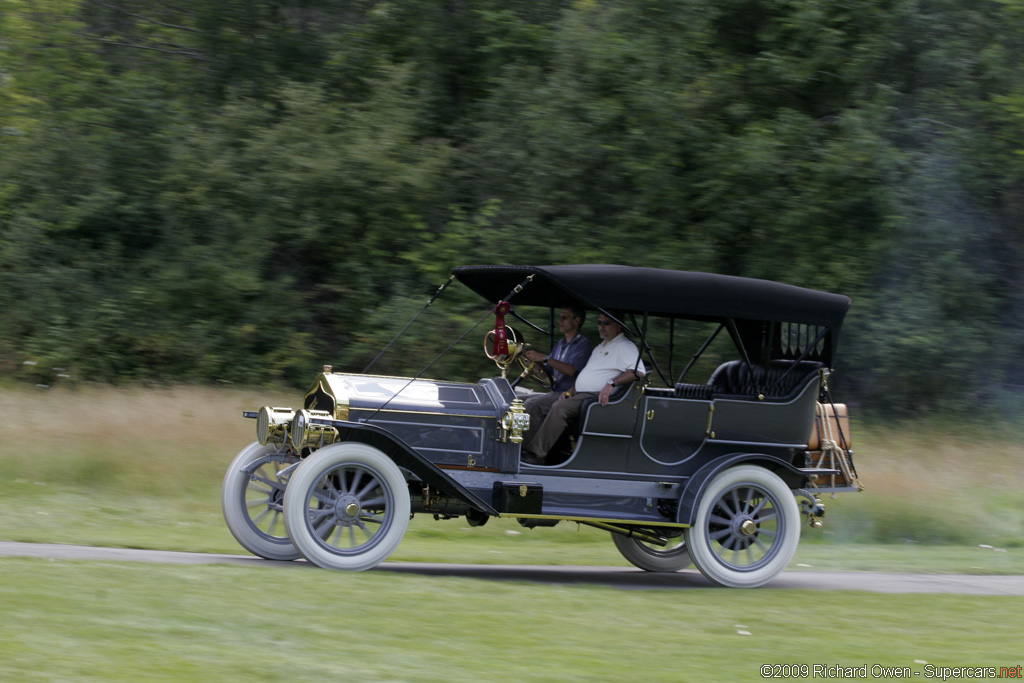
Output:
[517, 353, 553, 389]
[483, 327, 553, 390]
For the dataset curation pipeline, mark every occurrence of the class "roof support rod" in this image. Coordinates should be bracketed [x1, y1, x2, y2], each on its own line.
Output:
[668, 317, 676, 382]
[509, 309, 548, 336]
[676, 322, 724, 385]
[629, 311, 669, 387]
[726, 317, 758, 392]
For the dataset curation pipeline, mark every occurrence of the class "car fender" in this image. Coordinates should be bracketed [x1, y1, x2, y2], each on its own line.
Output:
[676, 452, 807, 526]
[314, 418, 500, 517]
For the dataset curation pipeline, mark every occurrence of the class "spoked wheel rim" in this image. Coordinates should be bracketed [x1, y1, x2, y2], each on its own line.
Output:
[222, 442, 301, 561]
[304, 462, 397, 556]
[703, 482, 785, 572]
[242, 454, 293, 542]
[284, 442, 410, 571]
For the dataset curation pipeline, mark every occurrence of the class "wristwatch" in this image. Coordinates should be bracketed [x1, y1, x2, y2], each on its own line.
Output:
[607, 380, 615, 387]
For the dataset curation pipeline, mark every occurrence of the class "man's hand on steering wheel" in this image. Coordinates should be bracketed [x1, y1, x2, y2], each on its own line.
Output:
[518, 348, 553, 389]
[523, 349, 548, 364]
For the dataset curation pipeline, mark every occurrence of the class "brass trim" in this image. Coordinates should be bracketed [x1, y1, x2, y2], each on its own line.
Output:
[498, 513, 689, 528]
[437, 464, 501, 472]
[633, 385, 645, 410]
[257, 406, 295, 446]
[303, 378, 350, 421]
[350, 406, 497, 420]
[499, 399, 529, 443]
[579, 521, 672, 545]
[290, 409, 339, 449]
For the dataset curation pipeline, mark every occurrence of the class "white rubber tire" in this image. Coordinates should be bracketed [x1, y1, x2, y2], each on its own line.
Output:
[283, 442, 410, 571]
[222, 441, 302, 561]
[684, 464, 800, 588]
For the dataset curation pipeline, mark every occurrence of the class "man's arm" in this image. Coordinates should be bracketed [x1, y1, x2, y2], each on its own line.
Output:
[525, 337, 591, 378]
[556, 336, 593, 379]
[546, 356, 578, 378]
[597, 368, 642, 406]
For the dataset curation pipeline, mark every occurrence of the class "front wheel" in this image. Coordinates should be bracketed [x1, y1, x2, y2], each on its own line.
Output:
[611, 530, 691, 572]
[684, 465, 800, 588]
[283, 442, 410, 571]
[222, 442, 302, 561]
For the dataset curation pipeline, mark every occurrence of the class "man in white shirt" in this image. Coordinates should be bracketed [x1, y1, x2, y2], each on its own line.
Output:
[522, 312, 645, 465]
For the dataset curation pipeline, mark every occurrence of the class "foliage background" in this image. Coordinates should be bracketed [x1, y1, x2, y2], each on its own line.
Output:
[3, 0, 1024, 414]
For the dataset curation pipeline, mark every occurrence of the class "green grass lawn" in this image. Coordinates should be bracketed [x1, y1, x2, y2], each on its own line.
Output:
[1, 558, 1020, 683]
[1, 384, 1022, 681]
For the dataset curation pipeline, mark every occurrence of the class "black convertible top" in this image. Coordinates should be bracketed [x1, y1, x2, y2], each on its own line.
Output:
[453, 264, 851, 367]
[452, 264, 850, 329]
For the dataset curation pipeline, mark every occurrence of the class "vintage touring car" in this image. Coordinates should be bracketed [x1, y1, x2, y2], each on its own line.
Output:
[222, 265, 861, 587]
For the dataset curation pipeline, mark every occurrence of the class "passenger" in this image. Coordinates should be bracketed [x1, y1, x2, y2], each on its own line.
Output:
[522, 312, 645, 465]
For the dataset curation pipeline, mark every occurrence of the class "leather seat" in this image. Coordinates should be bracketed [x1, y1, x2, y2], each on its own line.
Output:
[709, 360, 824, 400]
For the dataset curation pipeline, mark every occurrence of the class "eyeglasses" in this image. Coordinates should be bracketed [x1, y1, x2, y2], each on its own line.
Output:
[597, 319, 613, 326]
[558, 315, 573, 321]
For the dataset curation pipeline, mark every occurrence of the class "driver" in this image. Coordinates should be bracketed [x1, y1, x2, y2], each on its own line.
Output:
[521, 311, 645, 466]
[522, 306, 592, 395]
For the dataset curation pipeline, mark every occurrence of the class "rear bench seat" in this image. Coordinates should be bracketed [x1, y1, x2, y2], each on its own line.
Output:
[644, 360, 824, 401]
[709, 360, 825, 400]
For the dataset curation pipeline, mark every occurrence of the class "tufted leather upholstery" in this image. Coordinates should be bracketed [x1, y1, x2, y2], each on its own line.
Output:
[709, 360, 824, 400]
[672, 382, 715, 400]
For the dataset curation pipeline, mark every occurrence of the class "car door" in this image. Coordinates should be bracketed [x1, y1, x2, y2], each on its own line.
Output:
[632, 391, 711, 472]
[564, 384, 645, 472]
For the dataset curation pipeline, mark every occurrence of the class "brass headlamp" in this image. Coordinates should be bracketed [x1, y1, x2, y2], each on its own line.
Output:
[256, 406, 295, 446]
[290, 409, 338, 449]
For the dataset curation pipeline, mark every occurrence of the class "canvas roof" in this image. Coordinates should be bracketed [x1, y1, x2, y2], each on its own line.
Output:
[452, 264, 851, 331]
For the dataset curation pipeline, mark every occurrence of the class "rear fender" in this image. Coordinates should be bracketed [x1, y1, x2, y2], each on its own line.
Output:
[676, 453, 807, 526]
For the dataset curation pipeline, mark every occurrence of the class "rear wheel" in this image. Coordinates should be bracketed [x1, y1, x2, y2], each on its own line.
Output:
[222, 442, 301, 561]
[283, 442, 410, 571]
[684, 465, 800, 588]
[611, 530, 691, 572]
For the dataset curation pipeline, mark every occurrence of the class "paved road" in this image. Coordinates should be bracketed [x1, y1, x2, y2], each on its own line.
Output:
[2, 541, 1022, 595]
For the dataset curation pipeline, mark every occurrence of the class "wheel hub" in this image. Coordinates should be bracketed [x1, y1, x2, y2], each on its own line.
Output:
[721, 512, 759, 549]
[335, 494, 361, 524]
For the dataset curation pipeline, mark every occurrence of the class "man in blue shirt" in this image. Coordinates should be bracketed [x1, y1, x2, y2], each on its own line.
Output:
[520, 306, 592, 459]
[522, 306, 592, 394]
